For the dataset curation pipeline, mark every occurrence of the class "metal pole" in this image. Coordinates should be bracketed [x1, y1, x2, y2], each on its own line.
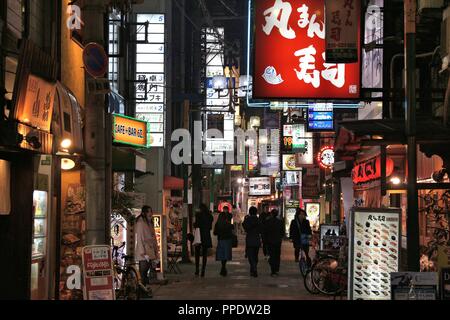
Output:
[405, 0, 420, 271]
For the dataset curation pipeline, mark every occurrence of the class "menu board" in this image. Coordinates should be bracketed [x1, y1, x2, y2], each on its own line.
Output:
[349, 208, 401, 300]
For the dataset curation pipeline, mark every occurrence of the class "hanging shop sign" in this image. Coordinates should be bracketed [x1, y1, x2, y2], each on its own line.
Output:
[325, 0, 361, 63]
[352, 156, 394, 184]
[308, 103, 334, 132]
[349, 208, 401, 300]
[253, 0, 361, 99]
[282, 154, 301, 171]
[249, 177, 272, 196]
[83, 43, 109, 78]
[318, 146, 335, 169]
[391, 272, 439, 300]
[135, 14, 166, 147]
[305, 202, 321, 231]
[283, 170, 302, 186]
[113, 114, 150, 148]
[302, 172, 320, 198]
[81, 245, 115, 300]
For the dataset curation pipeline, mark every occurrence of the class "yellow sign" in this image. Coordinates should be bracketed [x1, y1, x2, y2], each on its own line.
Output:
[230, 165, 243, 171]
[113, 114, 149, 148]
[16, 74, 56, 132]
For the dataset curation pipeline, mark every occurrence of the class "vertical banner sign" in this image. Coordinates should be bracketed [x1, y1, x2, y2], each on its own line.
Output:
[152, 215, 164, 273]
[135, 14, 165, 147]
[325, 0, 361, 63]
[82, 246, 115, 300]
[349, 208, 401, 300]
[253, 0, 361, 99]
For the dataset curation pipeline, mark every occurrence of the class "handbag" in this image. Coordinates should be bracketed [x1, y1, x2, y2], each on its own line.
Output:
[193, 227, 202, 246]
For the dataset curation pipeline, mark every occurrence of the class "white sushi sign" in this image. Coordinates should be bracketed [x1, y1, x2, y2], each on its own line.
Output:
[349, 208, 401, 300]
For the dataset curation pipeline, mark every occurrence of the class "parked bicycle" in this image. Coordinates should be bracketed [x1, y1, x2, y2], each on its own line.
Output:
[112, 241, 141, 300]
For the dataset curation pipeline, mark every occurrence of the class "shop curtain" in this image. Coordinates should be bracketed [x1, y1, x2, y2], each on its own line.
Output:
[0, 160, 11, 215]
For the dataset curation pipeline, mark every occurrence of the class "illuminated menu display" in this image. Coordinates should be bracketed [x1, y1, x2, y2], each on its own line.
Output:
[349, 209, 401, 300]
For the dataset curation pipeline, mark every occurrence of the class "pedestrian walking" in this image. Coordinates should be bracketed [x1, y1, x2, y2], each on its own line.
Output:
[214, 206, 234, 277]
[259, 205, 271, 258]
[193, 203, 214, 277]
[232, 205, 243, 235]
[263, 209, 285, 276]
[135, 205, 160, 297]
[289, 208, 312, 264]
[242, 206, 262, 277]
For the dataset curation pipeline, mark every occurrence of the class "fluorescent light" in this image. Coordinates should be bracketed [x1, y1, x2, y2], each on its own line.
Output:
[390, 177, 401, 185]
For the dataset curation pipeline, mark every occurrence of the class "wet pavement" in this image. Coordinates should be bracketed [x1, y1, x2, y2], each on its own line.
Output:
[148, 234, 333, 300]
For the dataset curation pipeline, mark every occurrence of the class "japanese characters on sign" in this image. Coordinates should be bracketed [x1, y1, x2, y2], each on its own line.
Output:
[318, 146, 335, 169]
[82, 246, 115, 300]
[249, 177, 272, 196]
[325, 0, 361, 63]
[352, 156, 394, 184]
[16, 74, 56, 132]
[135, 14, 165, 147]
[253, 0, 361, 99]
[308, 103, 334, 131]
[350, 209, 401, 300]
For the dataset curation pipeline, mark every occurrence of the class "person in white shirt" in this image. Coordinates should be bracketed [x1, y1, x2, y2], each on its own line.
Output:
[232, 205, 243, 235]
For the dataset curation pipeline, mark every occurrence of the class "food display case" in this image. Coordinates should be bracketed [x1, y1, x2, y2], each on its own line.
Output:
[32, 191, 48, 259]
[349, 208, 401, 300]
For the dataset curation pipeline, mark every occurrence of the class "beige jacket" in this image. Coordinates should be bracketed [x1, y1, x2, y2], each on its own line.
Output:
[134, 217, 159, 261]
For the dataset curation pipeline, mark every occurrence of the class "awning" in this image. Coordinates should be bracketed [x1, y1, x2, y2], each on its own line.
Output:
[112, 147, 147, 173]
[163, 176, 184, 190]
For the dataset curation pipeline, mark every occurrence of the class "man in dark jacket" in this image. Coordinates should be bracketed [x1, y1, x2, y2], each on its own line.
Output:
[289, 208, 312, 264]
[242, 206, 262, 277]
[259, 205, 271, 257]
[263, 209, 285, 276]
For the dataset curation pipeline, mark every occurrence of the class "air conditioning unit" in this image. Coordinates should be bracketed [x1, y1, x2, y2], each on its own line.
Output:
[419, 0, 445, 12]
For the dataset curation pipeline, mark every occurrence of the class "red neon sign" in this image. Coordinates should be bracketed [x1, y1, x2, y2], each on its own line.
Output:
[253, 0, 361, 99]
[352, 157, 394, 184]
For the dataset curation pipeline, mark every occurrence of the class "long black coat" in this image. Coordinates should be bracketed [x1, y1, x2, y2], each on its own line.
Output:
[289, 217, 312, 248]
[194, 212, 214, 248]
[242, 215, 262, 248]
[263, 216, 285, 245]
[214, 212, 234, 241]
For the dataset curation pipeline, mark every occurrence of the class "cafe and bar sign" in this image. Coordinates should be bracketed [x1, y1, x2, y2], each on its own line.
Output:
[352, 156, 394, 184]
[113, 114, 151, 148]
[253, 0, 361, 99]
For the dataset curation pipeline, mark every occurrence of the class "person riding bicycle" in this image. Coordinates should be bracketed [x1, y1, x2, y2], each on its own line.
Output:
[289, 208, 312, 265]
[135, 205, 159, 298]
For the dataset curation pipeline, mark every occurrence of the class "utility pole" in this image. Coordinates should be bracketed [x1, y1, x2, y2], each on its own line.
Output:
[83, 0, 110, 245]
[405, 0, 420, 271]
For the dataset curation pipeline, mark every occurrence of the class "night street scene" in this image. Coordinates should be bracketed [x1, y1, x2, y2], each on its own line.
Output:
[1, 0, 450, 308]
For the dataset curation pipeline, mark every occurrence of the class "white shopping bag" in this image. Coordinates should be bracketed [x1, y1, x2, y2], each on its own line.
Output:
[192, 228, 202, 246]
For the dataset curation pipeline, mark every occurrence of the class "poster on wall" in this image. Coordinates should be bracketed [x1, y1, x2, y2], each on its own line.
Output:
[391, 272, 438, 300]
[305, 202, 321, 231]
[284, 207, 297, 237]
[349, 208, 401, 300]
[282, 154, 302, 171]
[253, 0, 361, 99]
[319, 224, 340, 250]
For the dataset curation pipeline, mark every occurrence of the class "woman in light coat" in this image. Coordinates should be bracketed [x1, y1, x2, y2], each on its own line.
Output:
[135, 205, 159, 292]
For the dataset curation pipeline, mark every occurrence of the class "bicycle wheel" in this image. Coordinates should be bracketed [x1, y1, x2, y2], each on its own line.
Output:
[299, 257, 309, 277]
[304, 270, 320, 295]
[122, 268, 140, 300]
[311, 256, 342, 296]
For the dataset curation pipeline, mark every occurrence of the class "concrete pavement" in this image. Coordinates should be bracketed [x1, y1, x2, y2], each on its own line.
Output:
[149, 234, 333, 300]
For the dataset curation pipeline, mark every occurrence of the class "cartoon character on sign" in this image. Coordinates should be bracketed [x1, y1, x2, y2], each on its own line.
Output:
[262, 0, 296, 39]
[262, 66, 284, 85]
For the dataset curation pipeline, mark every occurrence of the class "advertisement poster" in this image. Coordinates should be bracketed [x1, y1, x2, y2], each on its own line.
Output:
[349, 208, 401, 300]
[152, 215, 163, 273]
[319, 224, 340, 250]
[325, 0, 361, 63]
[82, 245, 115, 300]
[391, 272, 438, 300]
[253, 0, 361, 99]
[284, 207, 297, 237]
[305, 202, 320, 231]
[282, 154, 301, 171]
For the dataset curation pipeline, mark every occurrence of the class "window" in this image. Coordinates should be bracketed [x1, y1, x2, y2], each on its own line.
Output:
[108, 11, 122, 92]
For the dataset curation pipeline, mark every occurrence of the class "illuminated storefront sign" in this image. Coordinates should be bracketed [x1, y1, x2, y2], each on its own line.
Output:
[253, 0, 361, 99]
[308, 103, 334, 131]
[249, 177, 272, 196]
[318, 146, 335, 169]
[135, 14, 165, 147]
[282, 154, 301, 171]
[113, 114, 150, 148]
[352, 156, 394, 184]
